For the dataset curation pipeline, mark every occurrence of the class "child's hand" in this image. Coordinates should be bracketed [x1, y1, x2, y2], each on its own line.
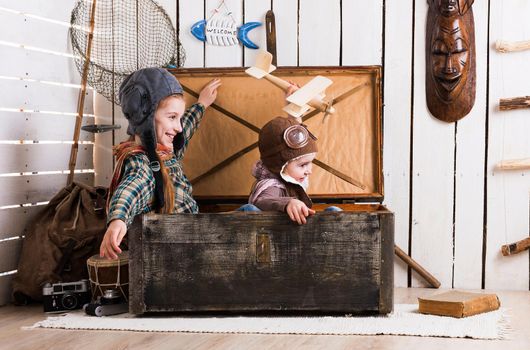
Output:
[285, 80, 300, 99]
[198, 78, 222, 109]
[286, 199, 316, 225]
[100, 219, 127, 259]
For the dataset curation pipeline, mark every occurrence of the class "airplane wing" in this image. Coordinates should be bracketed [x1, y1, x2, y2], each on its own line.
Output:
[283, 103, 311, 119]
[255, 51, 276, 72]
[286, 76, 332, 106]
[245, 51, 276, 78]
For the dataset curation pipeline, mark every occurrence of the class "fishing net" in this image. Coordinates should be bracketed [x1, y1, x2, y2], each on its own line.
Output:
[70, 0, 186, 105]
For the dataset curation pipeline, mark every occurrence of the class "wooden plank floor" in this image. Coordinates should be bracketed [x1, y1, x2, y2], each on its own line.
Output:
[0, 288, 529, 350]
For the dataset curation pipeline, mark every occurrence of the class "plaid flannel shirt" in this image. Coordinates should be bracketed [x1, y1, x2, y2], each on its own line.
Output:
[107, 103, 204, 226]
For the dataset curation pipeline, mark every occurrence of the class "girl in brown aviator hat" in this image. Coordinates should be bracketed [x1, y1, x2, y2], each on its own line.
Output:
[247, 116, 340, 225]
[100, 68, 221, 259]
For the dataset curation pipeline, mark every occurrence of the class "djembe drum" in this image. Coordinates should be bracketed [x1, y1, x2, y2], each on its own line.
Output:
[86, 251, 129, 302]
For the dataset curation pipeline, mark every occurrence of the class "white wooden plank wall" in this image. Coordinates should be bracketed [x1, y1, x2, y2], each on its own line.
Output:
[205, 0, 243, 67]
[243, 0, 269, 67]
[299, 0, 340, 66]
[453, 0, 488, 289]
[487, 0, 530, 290]
[410, 0, 455, 288]
[0, 0, 95, 305]
[179, 0, 205, 67]
[272, 0, 297, 67]
[90, 0, 530, 292]
[3, 0, 529, 307]
[382, 0, 412, 288]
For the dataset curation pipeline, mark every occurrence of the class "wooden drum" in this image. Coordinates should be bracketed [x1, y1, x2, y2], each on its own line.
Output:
[86, 251, 129, 302]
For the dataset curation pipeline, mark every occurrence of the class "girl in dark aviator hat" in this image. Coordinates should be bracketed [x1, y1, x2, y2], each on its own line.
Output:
[100, 67, 221, 259]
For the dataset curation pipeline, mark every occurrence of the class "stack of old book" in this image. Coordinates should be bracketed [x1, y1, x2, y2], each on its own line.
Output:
[418, 291, 501, 318]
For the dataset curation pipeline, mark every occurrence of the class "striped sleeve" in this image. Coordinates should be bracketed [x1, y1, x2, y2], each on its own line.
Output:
[107, 154, 155, 227]
[175, 102, 205, 160]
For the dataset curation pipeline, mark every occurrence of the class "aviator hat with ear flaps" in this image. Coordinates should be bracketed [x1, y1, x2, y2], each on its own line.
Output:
[119, 67, 184, 210]
[258, 116, 318, 174]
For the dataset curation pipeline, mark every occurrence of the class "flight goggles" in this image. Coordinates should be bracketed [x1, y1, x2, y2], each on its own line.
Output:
[283, 124, 317, 149]
[261, 124, 317, 157]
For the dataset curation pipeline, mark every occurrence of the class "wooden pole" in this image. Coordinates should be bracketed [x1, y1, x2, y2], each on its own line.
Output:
[495, 39, 530, 53]
[67, 0, 97, 185]
[394, 245, 441, 288]
[501, 237, 530, 256]
[499, 96, 530, 111]
[495, 158, 530, 171]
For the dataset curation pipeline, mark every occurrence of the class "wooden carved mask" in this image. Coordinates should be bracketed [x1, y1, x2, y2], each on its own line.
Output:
[426, 0, 476, 122]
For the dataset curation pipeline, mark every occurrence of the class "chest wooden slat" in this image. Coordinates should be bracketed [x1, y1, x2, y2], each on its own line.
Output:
[129, 210, 393, 314]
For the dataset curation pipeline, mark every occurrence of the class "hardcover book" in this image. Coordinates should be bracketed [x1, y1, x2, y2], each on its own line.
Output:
[418, 291, 500, 318]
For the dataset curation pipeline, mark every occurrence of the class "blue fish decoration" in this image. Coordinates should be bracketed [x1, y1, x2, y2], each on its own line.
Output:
[191, 15, 261, 50]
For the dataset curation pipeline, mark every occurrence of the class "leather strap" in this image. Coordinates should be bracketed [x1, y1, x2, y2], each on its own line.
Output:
[266, 10, 277, 66]
[54, 239, 77, 276]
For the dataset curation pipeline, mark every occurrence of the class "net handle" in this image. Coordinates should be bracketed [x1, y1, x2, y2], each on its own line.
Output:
[68, 0, 97, 185]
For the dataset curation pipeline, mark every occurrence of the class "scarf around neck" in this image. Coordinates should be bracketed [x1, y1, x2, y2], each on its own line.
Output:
[106, 141, 174, 214]
[249, 160, 312, 208]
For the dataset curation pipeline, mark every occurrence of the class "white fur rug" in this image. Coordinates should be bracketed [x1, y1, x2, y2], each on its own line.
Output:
[27, 304, 511, 340]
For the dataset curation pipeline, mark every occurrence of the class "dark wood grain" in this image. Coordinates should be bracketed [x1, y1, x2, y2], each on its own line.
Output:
[128, 216, 144, 315]
[379, 213, 394, 314]
[265, 10, 277, 66]
[499, 96, 530, 111]
[501, 237, 530, 256]
[129, 210, 394, 315]
[426, 0, 476, 122]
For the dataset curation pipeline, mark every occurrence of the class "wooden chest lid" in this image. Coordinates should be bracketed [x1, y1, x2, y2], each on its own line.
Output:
[172, 66, 383, 203]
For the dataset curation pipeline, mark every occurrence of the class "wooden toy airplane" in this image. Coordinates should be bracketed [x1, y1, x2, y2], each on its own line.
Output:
[245, 51, 336, 119]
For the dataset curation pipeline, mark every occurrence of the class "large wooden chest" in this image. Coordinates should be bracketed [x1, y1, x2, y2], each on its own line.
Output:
[129, 66, 394, 314]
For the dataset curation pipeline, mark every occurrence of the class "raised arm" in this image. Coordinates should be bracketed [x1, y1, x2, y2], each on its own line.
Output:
[174, 78, 221, 159]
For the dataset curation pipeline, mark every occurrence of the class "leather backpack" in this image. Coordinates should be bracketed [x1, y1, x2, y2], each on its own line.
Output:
[12, 182, 107, 304]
